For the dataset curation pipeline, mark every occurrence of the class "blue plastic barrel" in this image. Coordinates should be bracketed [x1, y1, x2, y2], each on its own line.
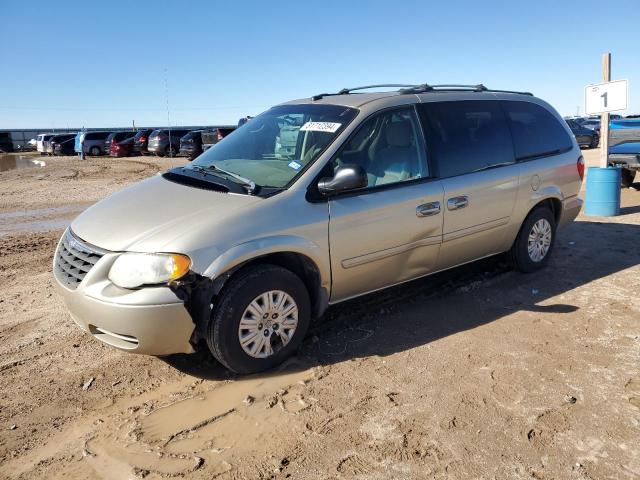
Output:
[584, 167, 621, 216]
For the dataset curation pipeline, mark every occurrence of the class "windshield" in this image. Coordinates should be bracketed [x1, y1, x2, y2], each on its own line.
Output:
[190, 104, 358, 188]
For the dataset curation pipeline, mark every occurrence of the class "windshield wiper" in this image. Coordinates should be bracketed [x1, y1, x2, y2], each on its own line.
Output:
[191, 165, 257, 194]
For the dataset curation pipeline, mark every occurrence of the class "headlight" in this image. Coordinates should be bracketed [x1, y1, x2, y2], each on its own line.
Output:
[108, 253, 191, 289]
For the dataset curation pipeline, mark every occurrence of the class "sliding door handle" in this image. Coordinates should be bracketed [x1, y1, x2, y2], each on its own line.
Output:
[447, 196, 469, 210]
[416, 202, 441, 217]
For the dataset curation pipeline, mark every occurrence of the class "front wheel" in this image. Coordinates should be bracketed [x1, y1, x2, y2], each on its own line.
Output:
[508, 207, 556, 273]
[206, 265, 311, 374]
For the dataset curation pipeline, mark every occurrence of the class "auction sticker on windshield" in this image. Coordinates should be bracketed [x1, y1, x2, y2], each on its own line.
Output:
[300, 122, 342, 133]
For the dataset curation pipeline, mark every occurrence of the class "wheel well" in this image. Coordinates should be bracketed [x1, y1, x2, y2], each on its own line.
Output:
[534, 198, 562, 225]
[220, 252, 327, 319]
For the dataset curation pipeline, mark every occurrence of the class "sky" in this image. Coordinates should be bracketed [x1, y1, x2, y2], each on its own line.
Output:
[1, 0, 639, 129]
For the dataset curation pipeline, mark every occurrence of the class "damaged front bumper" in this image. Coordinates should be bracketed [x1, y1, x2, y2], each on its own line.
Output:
[53, 231, 196, 356]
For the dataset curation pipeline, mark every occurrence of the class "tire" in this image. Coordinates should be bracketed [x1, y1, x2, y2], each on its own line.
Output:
[206, 264, 311, 374]
[590, 135, 599, 148]
[508, 207, 556, 273]
[621, 168, 636, 188]
[89, 146, 101, 156]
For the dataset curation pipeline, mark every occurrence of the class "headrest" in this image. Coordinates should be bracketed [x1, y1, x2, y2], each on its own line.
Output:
[385, 121, 413, 147]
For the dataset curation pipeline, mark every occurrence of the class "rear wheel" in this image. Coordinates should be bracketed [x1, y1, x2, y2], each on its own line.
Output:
[206, 265, 311, 374]
[590, 135, 599, 148]
[621, 168, 636, 188]
[508, 207, 556, 273]
[89, 146, 101, 156]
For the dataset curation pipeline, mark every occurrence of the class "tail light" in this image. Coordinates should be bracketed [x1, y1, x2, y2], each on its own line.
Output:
[577, 155, 585, 181]
[139, 137, 146, 143]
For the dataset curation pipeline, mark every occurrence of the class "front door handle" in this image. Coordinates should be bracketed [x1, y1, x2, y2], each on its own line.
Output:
[416, 201, 440, 217]
[447, 195, 469, 211]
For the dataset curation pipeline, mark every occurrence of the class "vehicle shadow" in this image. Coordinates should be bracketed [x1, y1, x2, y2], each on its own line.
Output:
[163, 219, 640, 381]
[620, 202, 640, 215]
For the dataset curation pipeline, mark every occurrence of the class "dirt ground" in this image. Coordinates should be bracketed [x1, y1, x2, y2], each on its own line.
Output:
[0, 150, 638, 479]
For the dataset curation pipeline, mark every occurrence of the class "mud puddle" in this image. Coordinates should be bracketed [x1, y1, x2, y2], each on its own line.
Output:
[0, 154, 45, 172]
[79, 364, 319, 478]
[0, 204, 90, 236]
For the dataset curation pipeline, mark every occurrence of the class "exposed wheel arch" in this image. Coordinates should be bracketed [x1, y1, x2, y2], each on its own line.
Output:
[185, 252, 328, 349]
[224, 252, 327, 320]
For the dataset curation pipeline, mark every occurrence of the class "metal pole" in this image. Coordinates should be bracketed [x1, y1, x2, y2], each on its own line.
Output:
[600, 53, 611, 168]
[164, 68, 171, 157]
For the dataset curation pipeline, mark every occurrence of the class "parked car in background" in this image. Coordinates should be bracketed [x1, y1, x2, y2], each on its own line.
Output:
[105, 131, 136, 155]
[566, 119, 599, 148]
[580, 118, 601, 133]
[53, 137, 77, 156]
[201, 127, 235, 152]
[53, 84, 583, 374]
[609, 141, 640, 188]
[0, 133, 13, 152]
[178, 130, 205, 160]
[147, 129, 191, 156]
[109, 136, 136, 157]
[132, 129, 154, 155]
[48, 134, 77, 155]
[76, 131, 112, 156]
[36, 133, 57, 155]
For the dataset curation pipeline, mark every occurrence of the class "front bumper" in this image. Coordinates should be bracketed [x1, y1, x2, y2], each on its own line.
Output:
[53, 233, 195, 356]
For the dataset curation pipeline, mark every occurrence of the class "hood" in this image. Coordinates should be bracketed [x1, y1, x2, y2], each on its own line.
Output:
[71, 174, 261, 252]
[610, 142, 640, 154]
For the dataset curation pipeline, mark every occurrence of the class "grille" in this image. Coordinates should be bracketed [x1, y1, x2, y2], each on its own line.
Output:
[54, 230, 105, 289]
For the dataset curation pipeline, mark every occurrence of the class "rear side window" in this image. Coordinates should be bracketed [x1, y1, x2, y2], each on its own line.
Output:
[502, 101, 573, 160]
[420, 100, 514, 178]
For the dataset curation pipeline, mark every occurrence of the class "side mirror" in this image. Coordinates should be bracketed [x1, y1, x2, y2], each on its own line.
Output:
[318, 164, 368, 195]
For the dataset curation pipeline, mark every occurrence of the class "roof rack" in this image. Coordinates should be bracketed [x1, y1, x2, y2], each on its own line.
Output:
[312, 84, 417, 101]
[399, 84, 533, 96]
[312, 83, 532, 100]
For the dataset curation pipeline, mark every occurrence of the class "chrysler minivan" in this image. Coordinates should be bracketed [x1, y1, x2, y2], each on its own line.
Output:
[53, 84, 583, 373]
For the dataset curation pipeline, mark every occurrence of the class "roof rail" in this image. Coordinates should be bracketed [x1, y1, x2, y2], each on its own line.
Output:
[312, 84, 417, 101]
[312, 83, 533, 101]
[400, 84, 533, 96]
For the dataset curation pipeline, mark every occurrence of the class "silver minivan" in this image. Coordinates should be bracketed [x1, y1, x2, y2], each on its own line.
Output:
[53, 84, 583, 373]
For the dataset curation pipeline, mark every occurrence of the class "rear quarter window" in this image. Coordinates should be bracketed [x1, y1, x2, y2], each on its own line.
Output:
[502, 101, 573, 160]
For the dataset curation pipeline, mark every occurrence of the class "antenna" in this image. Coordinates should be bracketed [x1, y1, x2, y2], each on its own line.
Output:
[164, 67, 172, 155]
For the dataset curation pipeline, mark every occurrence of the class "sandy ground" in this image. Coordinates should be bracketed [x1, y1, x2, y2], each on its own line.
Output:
[0, 150, 639, 479]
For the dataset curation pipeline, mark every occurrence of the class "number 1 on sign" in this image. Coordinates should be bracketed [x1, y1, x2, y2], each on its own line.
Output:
[600, 91, 608, 108]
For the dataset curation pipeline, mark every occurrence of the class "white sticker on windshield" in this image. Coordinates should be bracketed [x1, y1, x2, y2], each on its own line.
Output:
[288, 161, 302, 170]
[300, 122, 342, 133]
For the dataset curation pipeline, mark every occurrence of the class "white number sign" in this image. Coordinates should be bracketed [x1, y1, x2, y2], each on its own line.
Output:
[585, 79, 628, 115]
